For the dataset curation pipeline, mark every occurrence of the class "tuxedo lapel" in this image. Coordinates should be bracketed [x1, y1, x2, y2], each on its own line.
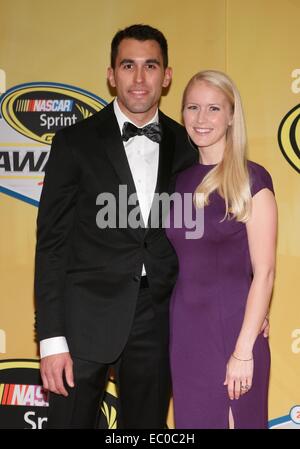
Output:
[97, 104, 136, 198]
[155, 112, 174, 195]
[146, 111, 174, 231]
[97, 103, 145, 235]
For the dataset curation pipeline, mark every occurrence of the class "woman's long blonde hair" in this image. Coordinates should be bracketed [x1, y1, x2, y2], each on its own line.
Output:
[183, 70, 251, 222]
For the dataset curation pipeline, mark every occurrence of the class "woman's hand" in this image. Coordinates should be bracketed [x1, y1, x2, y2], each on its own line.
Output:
[224, 353, 254, 400]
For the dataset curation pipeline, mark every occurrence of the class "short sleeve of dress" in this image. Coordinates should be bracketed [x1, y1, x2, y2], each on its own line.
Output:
[248, 161, 275, 197]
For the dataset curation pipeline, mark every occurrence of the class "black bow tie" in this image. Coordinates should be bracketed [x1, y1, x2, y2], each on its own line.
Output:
[122, 121, 162, 143]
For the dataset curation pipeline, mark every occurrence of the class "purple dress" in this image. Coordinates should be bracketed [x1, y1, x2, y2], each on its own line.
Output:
[166, 161, 274, 429]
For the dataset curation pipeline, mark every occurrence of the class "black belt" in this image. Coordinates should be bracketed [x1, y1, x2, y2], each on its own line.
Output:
[140, 275, 149, 288]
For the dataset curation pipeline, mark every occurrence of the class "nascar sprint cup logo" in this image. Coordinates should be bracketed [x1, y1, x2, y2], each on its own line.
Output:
[0, 82, 107, 205]
[0, 359, 119, 429]
[278, 104, 300, 174]
[0, 359, 49, 429]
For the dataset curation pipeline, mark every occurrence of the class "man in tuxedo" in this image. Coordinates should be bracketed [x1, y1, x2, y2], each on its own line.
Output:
[34, 24, 197, 429]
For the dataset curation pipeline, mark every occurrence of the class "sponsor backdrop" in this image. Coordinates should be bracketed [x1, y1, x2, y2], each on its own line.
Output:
[0, 0, 299, 428]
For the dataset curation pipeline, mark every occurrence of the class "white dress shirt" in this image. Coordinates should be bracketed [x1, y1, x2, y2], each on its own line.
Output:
[40, 98, 160, 358]
[113, 99, 159, 228]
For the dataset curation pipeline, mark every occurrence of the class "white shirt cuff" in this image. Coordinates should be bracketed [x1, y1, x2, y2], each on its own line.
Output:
[40, 336, 69, 358]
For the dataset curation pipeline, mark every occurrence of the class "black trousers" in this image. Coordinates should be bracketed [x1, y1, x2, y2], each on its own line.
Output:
[46, 286, 171, 429]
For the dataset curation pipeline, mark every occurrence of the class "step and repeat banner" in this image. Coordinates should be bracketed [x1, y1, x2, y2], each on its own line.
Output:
[0, 0, 299, 429]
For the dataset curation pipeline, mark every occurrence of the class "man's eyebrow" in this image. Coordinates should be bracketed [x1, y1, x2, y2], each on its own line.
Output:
[119, 58, 161, 66]
[145, 59, 161, 65]
[119, 59, 135, 65]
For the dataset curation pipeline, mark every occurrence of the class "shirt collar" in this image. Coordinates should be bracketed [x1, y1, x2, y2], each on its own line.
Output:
[113, 98, 159, 134]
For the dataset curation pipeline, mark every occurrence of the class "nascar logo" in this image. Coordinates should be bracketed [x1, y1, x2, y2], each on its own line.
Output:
[0, 383, 48, 407]
[0, 82, 107, 144]
[0, 360, 49, 429]
[278, 104, 300, 173]
[0, 82, 107, 205]
[0, 359, 118, 428]
[15, 99, 74, 112]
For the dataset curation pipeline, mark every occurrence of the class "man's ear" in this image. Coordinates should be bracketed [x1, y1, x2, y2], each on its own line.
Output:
[162, 67, 173, 88]
[107, 67, 116, 88]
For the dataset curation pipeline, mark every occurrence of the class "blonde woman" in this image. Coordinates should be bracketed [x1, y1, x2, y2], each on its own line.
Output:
[166, 70, 277, 429]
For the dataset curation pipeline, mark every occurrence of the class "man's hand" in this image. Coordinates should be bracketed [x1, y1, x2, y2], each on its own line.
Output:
[40, 352, 74, 397]
[260, 317, 270, 338]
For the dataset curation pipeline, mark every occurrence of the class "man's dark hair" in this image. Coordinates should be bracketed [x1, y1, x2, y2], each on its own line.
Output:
[110, 24, 168, 69]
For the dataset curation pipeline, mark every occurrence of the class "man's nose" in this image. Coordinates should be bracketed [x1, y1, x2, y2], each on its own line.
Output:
[134, 67, 145, 84]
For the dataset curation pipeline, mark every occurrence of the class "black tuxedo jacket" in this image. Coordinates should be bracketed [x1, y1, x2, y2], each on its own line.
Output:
[34, 102, 197, 363]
